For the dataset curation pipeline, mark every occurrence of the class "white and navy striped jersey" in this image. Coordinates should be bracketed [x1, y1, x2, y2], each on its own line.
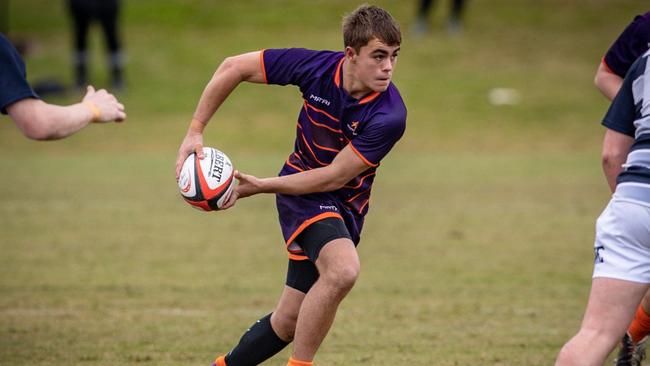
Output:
[603, 49, 650, 202]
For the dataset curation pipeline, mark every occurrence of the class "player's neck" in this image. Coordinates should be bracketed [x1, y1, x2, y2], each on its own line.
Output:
[342, 59, 373, 99]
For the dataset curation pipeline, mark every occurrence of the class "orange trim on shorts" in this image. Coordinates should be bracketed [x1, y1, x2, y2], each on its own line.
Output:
[349, 144, 379, 167]
[288, 253, 309, 261]
[260, 49, 268, 84]
[358, 91, 381, 105]
[285, 212, 343, 252]
[333, 57, 345, 88]
[304, 100, 340, 122]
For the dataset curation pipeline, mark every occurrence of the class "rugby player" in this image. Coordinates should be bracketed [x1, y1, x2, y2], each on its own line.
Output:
[175, 5, 406, 366]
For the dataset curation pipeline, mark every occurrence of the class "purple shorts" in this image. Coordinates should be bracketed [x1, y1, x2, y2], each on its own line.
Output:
[276, 192, 363, 260]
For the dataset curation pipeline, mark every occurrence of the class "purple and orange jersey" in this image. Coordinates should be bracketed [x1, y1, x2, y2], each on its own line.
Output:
[261, 48, 406, 259]
[603, 11, 650, 78]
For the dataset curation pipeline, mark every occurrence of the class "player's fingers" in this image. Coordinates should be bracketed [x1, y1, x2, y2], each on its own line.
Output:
[194, 144, 204, 159]
[86, 85, 95, 95]
[115, 111, 126, 122]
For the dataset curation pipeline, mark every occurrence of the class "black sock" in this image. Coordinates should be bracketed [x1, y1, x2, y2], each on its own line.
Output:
[224, 313, 290, 366]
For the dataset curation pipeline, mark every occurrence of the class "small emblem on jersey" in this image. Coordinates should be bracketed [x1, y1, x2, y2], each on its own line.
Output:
[347, 121, 360, 136]
[309, 94, 331, 106]
[594, 245, 605, 263]
[319, 205, 338, 211]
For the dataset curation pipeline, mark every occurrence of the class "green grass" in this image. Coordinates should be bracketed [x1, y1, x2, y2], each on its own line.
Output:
[1, 0, 648, 365]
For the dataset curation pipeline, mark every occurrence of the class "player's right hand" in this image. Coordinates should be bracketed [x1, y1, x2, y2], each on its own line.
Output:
[175, 124, 205, 180]
[82, 85, 126, 122]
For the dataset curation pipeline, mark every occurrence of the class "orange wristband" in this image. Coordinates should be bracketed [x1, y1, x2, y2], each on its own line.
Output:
[83, 101, 101, 122]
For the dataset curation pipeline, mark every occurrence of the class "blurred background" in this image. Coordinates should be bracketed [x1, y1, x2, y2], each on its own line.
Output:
[1, 1, 648, 365]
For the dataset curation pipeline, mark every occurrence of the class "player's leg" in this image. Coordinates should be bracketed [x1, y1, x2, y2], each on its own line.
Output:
[68, 0, 90, 88]
[97, 0, 123, 89]
[556, 277, 648, 365]
[291, 238, 360, 363]
[213, 260, 319, 366]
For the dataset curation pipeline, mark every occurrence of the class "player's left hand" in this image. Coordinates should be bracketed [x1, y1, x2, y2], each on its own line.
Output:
[220, 170, 264, 210]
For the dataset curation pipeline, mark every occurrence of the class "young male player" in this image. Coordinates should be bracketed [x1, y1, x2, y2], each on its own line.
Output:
[1, 33, 126, 140]
[174, 5, 406, 366]
[555, 49, 650, 366]
[594, 11, 650, 365]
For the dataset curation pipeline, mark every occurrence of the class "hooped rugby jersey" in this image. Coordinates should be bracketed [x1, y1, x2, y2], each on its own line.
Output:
[0, 34, 38, 114]
[262, 48, 407, 216]
[603, 49, 650, 202]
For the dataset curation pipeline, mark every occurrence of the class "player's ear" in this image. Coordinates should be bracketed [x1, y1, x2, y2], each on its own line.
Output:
[344, 46, 357, 61]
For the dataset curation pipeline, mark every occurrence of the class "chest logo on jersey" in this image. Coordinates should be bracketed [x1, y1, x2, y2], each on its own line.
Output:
[346, 121, 360, 136]
[309, 94, 331, 106]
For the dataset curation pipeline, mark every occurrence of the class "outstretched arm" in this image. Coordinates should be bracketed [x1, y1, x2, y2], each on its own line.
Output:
[175, 51, 265, 178]
[221, 145, 371, 209]
[7, 86, 126, 140]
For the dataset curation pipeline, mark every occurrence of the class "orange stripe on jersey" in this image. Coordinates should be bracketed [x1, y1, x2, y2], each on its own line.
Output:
[333, 57, 345, 88]
[260, 49, 268, 84]
[285, 153, 306, 172]
[349, 144, 379, 167]
[343, 171, 375, 189]
[312, 139, 340, 153]
[358, 199, 369, 214]
[346, 187, 371, 203]
[304, 107, 342, 133]
[358, 91, 380, 105]
[304, 100, 340, 122]
[285, 212, 343, 247]
[300, 132, 328, 166]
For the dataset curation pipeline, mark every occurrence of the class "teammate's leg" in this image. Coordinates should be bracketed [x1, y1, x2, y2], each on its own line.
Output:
[291, 238, 360, 362]
[627, 291, 650, 342]
[555, 277, 648, 365]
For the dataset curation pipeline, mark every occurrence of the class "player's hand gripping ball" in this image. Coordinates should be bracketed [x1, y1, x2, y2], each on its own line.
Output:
[178, 147, 235, 211]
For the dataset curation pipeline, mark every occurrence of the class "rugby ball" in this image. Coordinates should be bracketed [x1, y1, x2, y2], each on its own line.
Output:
[178, 147, 235, 211]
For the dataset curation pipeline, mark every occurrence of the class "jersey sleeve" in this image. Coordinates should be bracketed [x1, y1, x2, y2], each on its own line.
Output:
[602, 59, 639, 137]
[261, 48, 328, 87]
[350, 108, 407, 167]
[603, 12, 650, 77]
[0, 35, 38, 114]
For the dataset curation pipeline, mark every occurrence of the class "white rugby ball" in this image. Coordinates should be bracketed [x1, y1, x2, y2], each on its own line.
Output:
[178, 147, 235, 211]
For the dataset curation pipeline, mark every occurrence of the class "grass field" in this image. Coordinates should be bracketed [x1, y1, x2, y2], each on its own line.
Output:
[1, 1, 648, 365]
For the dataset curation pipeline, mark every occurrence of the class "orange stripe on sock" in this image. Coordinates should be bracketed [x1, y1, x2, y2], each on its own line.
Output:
[287, 357, 313, 366]
[629, 304, 650, 343]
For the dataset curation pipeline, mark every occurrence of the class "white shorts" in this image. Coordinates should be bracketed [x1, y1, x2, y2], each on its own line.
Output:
[593, 196, 650, 283]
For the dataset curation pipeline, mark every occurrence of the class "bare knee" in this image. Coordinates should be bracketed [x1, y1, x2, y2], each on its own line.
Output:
[321, 262, 360, 293]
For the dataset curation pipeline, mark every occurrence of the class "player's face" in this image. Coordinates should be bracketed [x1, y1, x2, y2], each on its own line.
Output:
[349, 38, 400, 93]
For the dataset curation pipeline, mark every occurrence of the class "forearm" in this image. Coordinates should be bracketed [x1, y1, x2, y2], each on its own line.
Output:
[191, 53, 264, 130]
[259, 167, 346, 195]
[192, 61, 244, 129]
[8, 99, 95, 140]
